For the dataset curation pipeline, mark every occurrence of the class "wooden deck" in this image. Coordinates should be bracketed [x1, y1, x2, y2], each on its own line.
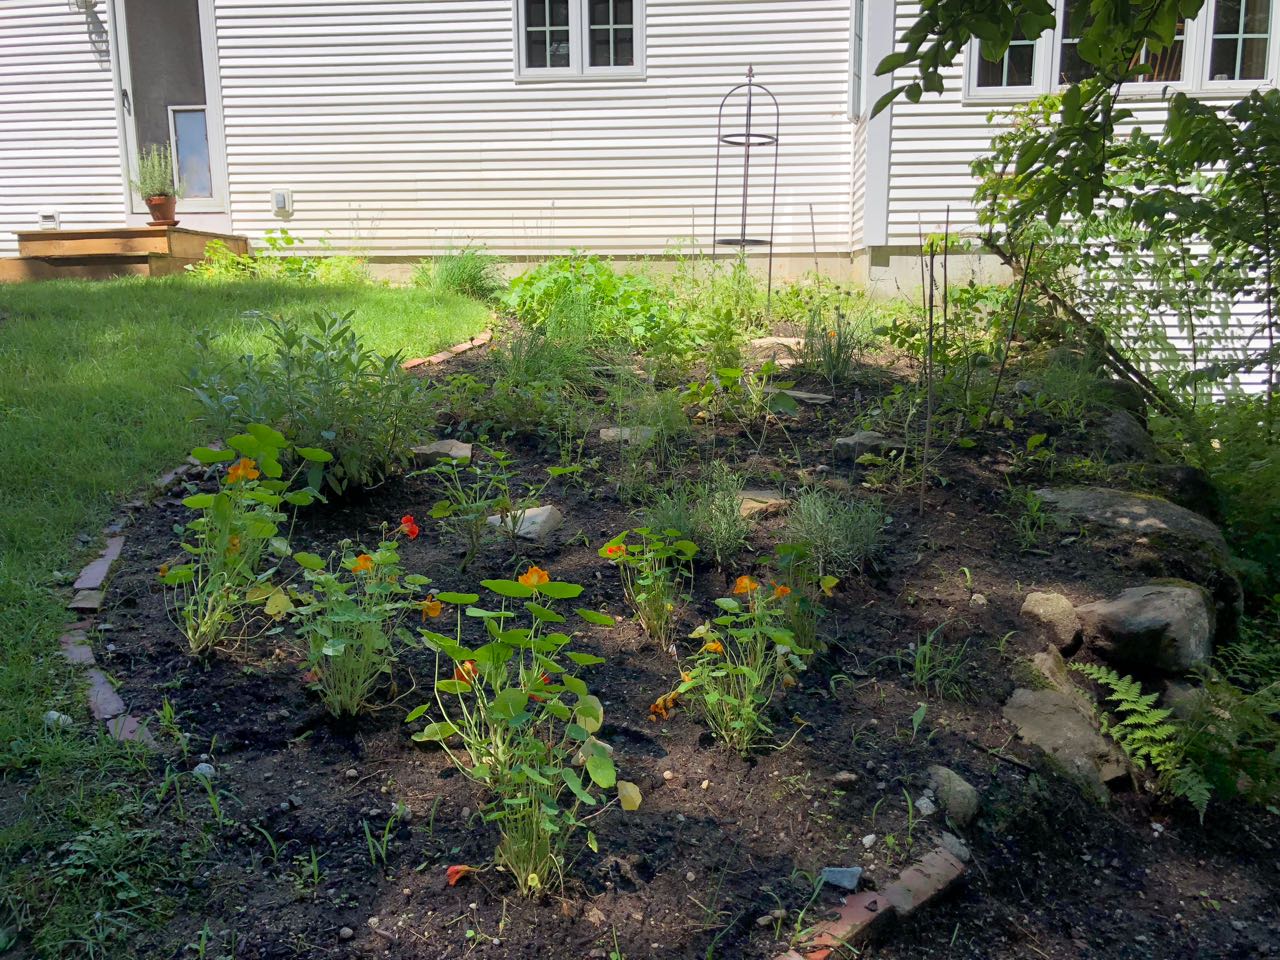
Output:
[0, 226, 249, 283]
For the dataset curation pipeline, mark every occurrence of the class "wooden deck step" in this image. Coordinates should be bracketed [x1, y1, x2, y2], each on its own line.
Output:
[2, 226, 249, 283]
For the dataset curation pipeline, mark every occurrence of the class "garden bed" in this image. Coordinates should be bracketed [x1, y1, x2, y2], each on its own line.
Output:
[84, 339, 1279, 959]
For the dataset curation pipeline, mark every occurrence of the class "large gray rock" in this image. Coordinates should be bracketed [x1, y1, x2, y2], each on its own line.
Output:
[412, 439, 472, 468]
[1036, 486, 1240, 642]
[926, 765, 980, 827]
[1020, 591, 1081, 652]
[1076, 582, 1214, 673]
[486, 505, 563, 541]
[1098, 409, 1163, 464]
[1003, 688, 1129, 802]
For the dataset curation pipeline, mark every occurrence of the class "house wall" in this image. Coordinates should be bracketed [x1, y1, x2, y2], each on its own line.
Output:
[0, 1, 125, 256]
[213, 0, 856, 258]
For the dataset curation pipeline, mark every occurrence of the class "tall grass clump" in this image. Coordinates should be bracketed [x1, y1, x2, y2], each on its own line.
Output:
[414, 247, 507, 302]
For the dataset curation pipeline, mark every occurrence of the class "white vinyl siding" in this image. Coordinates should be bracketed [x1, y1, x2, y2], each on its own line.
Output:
[212, 0, 853, 257]
[0, 1, 124, 256]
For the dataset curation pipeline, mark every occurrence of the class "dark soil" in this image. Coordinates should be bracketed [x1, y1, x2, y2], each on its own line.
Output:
[92, 344, 1279, 960]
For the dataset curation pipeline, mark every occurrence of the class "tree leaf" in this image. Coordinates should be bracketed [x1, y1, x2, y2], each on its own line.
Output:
[617, 780, 643, 812]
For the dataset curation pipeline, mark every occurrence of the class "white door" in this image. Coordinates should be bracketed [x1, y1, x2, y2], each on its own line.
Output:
[110, 0, 228, 214]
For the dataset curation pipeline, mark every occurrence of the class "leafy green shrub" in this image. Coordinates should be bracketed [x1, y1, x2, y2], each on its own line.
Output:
[131, 143, 176, 198]
[187, 312, 428, 494]
[410, 567, 641, 895]
[187, 229, 371, 284]
[646, 462, 750, 569]
[784, 489, 884, 578]
[413, 247, 506, 302]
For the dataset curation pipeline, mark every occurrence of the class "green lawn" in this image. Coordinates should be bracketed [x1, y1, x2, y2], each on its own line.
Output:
[0, 275, 489, 956]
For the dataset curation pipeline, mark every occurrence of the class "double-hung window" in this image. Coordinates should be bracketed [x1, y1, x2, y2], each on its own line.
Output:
[963, 0, 1276, 99]
[1209, 0, 1272, 81]
[515, 0, 645, 79]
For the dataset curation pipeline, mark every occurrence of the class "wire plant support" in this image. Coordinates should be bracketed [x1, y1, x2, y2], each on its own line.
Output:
[712, 66, 780, 315]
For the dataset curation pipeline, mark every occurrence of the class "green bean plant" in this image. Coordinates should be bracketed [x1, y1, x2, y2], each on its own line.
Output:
[160, 425, 329, 654]
[409, 566, 641, 895]
[598, 528, 698, 651]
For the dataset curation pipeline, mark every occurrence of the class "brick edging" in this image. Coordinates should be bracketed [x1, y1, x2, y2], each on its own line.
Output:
[777, 847, 966, 960]
[400, 329, 492, 373]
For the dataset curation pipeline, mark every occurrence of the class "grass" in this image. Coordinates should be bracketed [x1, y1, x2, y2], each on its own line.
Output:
[0, 275, 490, 957]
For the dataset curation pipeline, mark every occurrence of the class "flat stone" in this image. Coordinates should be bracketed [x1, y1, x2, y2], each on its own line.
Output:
[738, 490, 789, 520]
[486, 504, 563, 541]
[819, 866, 863, 891]
[926, 765, 980, 827]
[73, 536, 125, 591]
[59, 630, 95, 665]
[86, 669, 125, 720]
[1003, 688, 1128, 801]
[106, 715, 155, 746]
[68, 590, 103, 613]
[882, 848, 967, 917]
[1021, 591, 1081, 652]
[779, 388, 833, 405]
[599, 427, 654, 444]
[834, 431, 906, 463]
[411, 439, 472, 467]
[1076, 582, 1214, 673]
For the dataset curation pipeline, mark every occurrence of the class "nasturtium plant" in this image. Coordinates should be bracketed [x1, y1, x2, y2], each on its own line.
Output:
[407, 565, 640, 896]
[159, 425, 329, 654]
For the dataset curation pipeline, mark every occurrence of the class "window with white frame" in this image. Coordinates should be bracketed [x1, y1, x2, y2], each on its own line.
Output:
[964, 0, 1275, 98]
[516, 0, 644, 78]
[1209, 0, 1272, 80]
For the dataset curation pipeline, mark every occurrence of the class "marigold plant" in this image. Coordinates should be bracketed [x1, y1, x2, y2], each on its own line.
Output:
[408, 567, 640, 895]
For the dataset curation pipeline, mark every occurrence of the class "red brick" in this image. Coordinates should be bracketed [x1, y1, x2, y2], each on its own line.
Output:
[801, 892, 895, 958]
[74, 557, 111, 591]
[59, 630, 95, 665]
[400, 358, 429, 371]
[425, 350, 453, 365]
[882, 848, 966, 917]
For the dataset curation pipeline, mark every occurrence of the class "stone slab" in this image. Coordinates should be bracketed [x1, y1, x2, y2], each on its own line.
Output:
[738, 490, 789, 520]
[68, 590, 104, 613]
[73, 536, 125, 590]
[59, 630, 95, 665]
[106, 714, 156, 746]
[86, 669, 125, 720]
[411, 439, 473, 468]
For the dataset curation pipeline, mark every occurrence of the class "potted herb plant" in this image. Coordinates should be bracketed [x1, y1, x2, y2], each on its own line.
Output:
[131, 143, 180, 226]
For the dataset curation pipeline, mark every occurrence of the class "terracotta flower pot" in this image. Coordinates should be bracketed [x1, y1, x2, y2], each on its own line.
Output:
[145, 195, 179, 227]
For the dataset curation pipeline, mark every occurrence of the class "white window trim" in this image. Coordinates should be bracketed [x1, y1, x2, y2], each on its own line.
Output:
[513, 0, 646, 82]
[107, 0, 229, 215]
[960, 0, 1278, 105]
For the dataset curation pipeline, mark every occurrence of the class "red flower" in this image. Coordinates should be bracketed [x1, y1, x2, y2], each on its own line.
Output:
[399, 514, 420, 540]
[529, 671, 552, 702]
[453, 661, 478, 686]
[446, 864, 473, 886]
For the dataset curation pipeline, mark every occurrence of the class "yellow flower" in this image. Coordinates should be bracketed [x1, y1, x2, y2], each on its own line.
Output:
[518, 565, 550, 588]
[226, 534, 241, 556]
[157, 563, 169, 578]
[680, 671, 693, 684]
[782, 674, 797, 689]
[700, 640, 725, 655]
[226, 457, 260, 484]
[352, 554, 374, 574]
[420, 598, 443, 620]
[732, 575, 760, 595]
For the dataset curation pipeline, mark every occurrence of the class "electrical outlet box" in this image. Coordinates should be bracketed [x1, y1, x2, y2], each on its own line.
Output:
[37, 209, 60, 230]
[270, 189, 292, 217]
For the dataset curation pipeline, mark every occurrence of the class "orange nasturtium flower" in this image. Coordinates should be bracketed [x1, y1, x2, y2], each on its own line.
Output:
[351, 553, 375, 575]
[399, 514, 420, 540]
[827, 329, 838, 339]
[157, 563, 170, 578]
[419, 597, 443, 620]
[604, 543, 626, 558]
[732, 575, 760, 595]
[445, 864, 473, 886]
[700, 640, 725, 655]
[649, 690, 680, 721]
[518, 565, 550, 588]
[226, 457, 260, 484]
[772, 583, 792, 599]
[453, 660, 478, 685]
